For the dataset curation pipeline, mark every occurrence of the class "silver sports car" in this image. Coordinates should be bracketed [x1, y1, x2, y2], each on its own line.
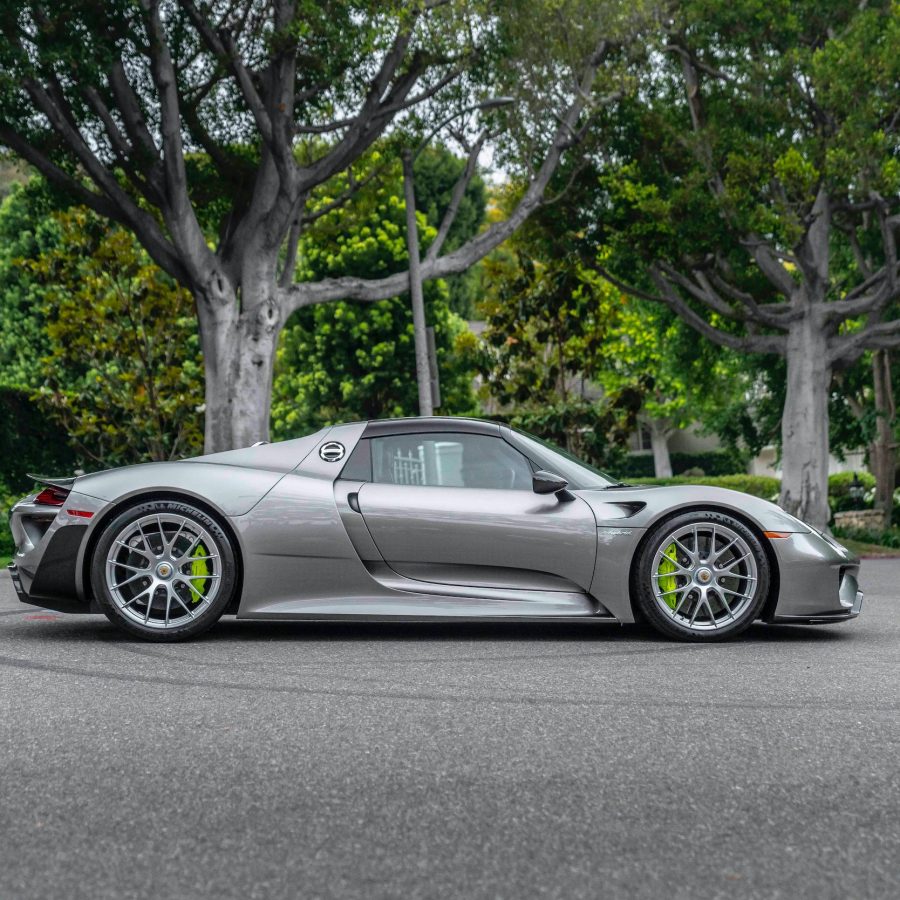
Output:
[8, 416, 863, 642]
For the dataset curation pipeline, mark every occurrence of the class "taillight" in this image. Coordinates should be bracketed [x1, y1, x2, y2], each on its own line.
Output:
[35, 486, 70, 507]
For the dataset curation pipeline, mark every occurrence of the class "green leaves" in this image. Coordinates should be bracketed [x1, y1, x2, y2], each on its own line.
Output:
[26, 206, 204, 467]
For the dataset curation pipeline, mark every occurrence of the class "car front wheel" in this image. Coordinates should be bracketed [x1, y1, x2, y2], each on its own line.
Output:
[633, 510, 770, 641]
[91, 499, 237, 641]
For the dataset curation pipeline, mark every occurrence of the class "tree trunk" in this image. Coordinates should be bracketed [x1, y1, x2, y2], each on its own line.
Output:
[870, 349, 896, 523]
[779, 315, 831, 529]
[402, 151, 433, 417]
[648, 419, 673, 478]
[197, 266, 283, 453]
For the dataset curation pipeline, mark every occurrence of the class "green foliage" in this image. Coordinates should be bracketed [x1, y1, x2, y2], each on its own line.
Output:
[0, 485, 19, 562]
[0, 180, 67, 390]
[627, 474, 781, 500]
[828, 471, 877, 498]
[476, 197, 754, 464]
[28, 208, 205, 468]
[0, 386, 76, 490]
[272, 159, 479, 437]
[617, 449, 749, 479]
[476, 244, 647, 467]
[833, 526, 900, 550]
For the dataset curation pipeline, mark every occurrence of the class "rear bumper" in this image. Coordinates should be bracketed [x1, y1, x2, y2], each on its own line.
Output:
[7, 561, 92, 614]
[8, 490, 104, 613]
[8, 563, 27, 603]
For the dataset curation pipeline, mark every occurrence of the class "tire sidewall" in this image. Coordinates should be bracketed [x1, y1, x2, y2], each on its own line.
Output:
[91, 499, 237, 641]
[633, 510, 770, 642]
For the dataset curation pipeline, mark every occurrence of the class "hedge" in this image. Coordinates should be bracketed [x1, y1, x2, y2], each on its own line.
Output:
[617, 449, 749, 479]
[626, 474, 781, 499]
[0, 386, 76, 491]
[833, 525, 900, 549]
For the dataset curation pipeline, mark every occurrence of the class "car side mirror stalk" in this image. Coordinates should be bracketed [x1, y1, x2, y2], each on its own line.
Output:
[532, 470, 574, 501]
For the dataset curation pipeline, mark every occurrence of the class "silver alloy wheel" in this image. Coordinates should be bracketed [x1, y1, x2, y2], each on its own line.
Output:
[650, 522, 758, 632]
[104, 513, 221, 630]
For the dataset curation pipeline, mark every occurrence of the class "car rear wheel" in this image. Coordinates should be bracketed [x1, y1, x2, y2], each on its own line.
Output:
[91, 499, 237, 641]
[633, 510, 770, 642]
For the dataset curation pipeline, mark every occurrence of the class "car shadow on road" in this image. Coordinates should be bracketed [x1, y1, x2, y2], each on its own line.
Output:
[4, 611, 853, 647]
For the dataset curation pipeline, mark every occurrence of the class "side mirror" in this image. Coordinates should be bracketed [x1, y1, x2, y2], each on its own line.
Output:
[532, 469, 569, 495]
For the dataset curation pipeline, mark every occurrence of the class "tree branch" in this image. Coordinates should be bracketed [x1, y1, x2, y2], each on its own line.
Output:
[140, 0, 215, 279]
[423, 130, 486, 263]
[284, 39, 612, 313]
[831, 319, 900, 365]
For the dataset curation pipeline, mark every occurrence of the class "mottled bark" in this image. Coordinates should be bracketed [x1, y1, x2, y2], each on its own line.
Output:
[779, 316, 831, 529]
[869, 350, 896, 521]
[648, 420, 673, 479]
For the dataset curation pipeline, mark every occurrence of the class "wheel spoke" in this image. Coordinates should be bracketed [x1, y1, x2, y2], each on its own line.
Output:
[651, 521, 760, 630]
[660, 551, 681, 568]
[714, 589, 735, 619]
[713, 536, 738, 563]
[111, 572, 146, 590]
[172, 592, 196, 618]
[671, 591, 690, 616]
[717, 551, 750, 573]
[719, 585, 752, 600]
[107, 512, 221, 628]
[174, 534, 203, 565]
[672, 535, 694, 561]
[166, 517, 187, 555]
[110, 560, 149, 574]
[121, 589, 150, 610]
[114, 539, 151, 558]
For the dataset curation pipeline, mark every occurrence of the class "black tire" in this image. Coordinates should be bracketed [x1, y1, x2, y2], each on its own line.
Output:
[91, 499, 238, 641]
[632, 510, 770, 642]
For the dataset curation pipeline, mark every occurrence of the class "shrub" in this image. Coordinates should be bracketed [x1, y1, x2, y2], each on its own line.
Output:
[833, 525, 900, 549]
[0, 485, 21, 561]
[626, 474, 781, 499]
[617, 449, 748, 479]
[0, 386, 76, 489]
[827, 471, 877, 513]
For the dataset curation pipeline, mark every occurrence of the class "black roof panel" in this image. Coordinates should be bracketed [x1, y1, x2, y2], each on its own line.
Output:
[362, 416, 500, 438]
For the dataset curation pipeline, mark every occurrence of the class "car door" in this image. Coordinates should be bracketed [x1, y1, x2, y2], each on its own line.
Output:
[354, 431, 598, 592]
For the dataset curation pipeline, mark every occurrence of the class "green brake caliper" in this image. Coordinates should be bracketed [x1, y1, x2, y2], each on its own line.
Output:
[189, 543, 209, 603]
[657, 542, 679, 609]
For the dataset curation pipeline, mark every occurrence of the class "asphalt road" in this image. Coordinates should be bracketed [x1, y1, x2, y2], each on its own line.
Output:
[1, 564, 898, 900]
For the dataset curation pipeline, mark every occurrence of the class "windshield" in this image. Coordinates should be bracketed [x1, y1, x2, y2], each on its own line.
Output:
[504, 427, 617, 490]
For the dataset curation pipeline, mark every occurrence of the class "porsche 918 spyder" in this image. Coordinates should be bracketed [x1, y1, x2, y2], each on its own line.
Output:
[8, 417, 863, 641]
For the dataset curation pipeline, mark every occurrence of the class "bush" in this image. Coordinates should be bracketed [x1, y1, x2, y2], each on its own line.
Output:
[617, 449, 749, 479]
[627, 474, 781, 499]
[0, 485, 21, 562]
[833, 525, 900, 549]
[0, 386, 76, 489]
[827, 471, 877, 513]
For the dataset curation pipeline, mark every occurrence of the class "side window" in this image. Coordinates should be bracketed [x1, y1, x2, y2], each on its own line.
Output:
[340, 438, 372, 481]
[370, 433, 533, 490]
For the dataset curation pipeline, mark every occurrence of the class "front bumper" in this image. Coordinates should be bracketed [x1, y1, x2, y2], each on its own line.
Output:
[768, 529, 864, 624]
[772, 586, 863, 625]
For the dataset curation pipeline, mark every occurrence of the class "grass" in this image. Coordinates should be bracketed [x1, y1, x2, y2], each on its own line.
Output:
[0, 555, 11, 568]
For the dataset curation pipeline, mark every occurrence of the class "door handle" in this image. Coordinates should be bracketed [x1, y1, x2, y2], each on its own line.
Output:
[348, 492, 361, 513]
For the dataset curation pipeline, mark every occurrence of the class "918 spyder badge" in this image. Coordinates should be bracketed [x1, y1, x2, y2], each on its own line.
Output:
[319, 441, 345, 462]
